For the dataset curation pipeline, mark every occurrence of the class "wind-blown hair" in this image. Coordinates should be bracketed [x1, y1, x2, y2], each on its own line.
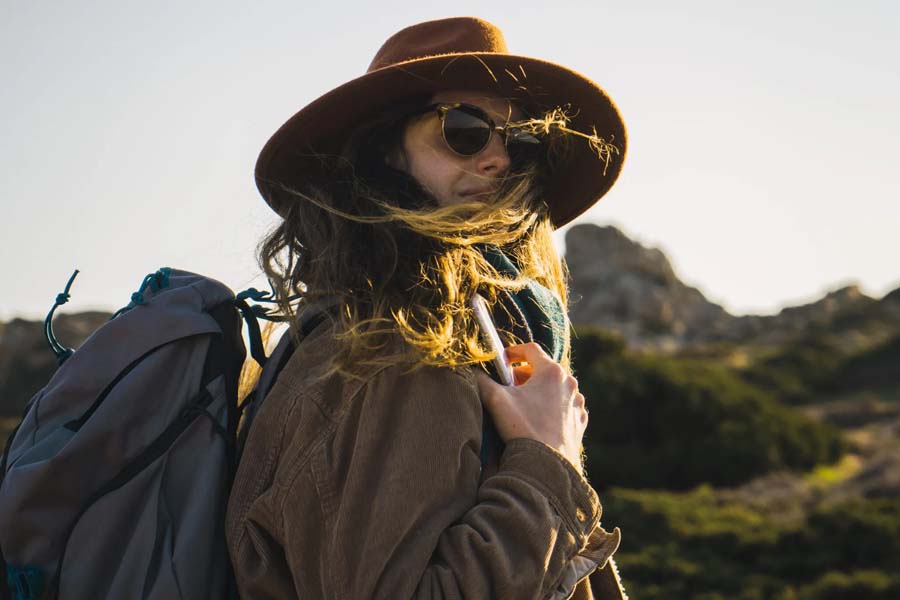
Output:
[257, 100, 580, 379]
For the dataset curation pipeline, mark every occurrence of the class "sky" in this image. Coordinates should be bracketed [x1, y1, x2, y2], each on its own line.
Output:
[2, 0, 899, 321]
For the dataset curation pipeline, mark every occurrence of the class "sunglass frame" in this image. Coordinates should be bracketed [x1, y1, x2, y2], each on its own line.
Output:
[409, 102, 541, 157]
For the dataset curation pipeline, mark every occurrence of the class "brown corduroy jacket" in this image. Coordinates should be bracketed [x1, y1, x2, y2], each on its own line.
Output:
[226, 324, 626, 599]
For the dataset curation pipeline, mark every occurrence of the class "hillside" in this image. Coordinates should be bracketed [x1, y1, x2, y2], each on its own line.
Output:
[567, 223, 900, 353]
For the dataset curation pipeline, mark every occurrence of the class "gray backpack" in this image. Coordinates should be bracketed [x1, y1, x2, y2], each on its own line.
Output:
[0, 268, 306, 600]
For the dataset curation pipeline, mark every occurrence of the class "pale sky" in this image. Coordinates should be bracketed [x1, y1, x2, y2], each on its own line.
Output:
[2, 0, 898, 321]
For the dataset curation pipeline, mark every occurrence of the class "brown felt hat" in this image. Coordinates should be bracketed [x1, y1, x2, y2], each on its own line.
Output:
[255, 17, 627, 228]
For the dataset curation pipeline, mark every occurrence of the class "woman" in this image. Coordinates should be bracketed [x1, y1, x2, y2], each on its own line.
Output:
[227, 17, 628, 600]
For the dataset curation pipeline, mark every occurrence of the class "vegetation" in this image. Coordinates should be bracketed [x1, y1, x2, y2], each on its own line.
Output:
[832, 334, 900, 395]
[572, 328, 846, 490]
[570, 325, 899, 599]
[604, 488, 900, 600]
[738, 335, 846, 403]
[738, 331, 900, 404]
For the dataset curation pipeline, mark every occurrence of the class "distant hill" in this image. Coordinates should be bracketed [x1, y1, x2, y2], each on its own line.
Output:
[566, 223, 900, 352]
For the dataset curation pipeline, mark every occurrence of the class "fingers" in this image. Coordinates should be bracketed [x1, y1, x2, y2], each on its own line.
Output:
[575, 392, 588, 425]
[574, 391, 585, 409]
[505, 343, 569, 384]
[504, 342, 553, 368]
[565, 374, 578, 395]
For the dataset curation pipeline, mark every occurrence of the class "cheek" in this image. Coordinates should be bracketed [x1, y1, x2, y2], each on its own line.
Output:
[406, 143, 462, 196]
[414, 162, 462, 205]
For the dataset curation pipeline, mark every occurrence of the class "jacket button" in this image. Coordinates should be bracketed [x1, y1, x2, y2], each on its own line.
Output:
[576, 507, 587, 522]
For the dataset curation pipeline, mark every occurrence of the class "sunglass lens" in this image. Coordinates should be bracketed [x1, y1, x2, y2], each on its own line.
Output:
[442, 107, 492, 155]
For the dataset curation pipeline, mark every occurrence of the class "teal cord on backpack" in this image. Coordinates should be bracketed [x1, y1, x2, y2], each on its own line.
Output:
[234, 286, 303, 367]
[5, 566, 42, 600]
[109, 267, 173, 319]
[43, 270, 80, 365]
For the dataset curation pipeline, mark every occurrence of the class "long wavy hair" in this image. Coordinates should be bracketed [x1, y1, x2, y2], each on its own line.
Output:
[254, 98, 602, 381]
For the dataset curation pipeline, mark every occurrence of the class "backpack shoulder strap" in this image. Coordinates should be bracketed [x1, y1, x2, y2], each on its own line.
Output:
[235, 302, 335, 458]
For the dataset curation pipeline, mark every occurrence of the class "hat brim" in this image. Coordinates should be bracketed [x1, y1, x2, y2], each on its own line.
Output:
[255, 52, 626, 228]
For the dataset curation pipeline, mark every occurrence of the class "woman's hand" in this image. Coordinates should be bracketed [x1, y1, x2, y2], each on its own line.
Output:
[476, 342, 588, 475]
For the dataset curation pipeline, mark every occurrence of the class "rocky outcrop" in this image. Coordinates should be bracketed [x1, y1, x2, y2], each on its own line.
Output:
[565, 224, 900, 351]
[566, 224, 739, 350]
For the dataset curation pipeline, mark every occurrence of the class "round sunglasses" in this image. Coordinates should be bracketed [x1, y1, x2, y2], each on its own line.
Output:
[409, 102, 542, 157]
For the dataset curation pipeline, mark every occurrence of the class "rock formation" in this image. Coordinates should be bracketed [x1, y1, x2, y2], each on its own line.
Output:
[565, 224, 899, 351]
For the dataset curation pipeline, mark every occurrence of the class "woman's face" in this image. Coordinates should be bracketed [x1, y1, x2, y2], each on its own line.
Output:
[392, 90, 524, 207]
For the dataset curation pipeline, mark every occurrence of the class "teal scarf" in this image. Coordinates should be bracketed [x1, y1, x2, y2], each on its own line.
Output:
[480, 247, 568, 363]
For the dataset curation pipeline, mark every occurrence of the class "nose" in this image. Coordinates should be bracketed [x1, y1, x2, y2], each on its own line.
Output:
[473, 132, 511, 177]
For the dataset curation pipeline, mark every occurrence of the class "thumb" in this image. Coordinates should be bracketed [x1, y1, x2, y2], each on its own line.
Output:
[475, 371, 495, 395]
[475, 371, 504, 408]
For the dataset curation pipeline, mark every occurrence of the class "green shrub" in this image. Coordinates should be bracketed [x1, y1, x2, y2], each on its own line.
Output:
[570, 326, 627, 365]
[739, 336, 845, 403]
[603, 488, 900, 600]
[572, 329, 846, 489]
[832, 333, 900, 394]
[771, 500, 900, 577]
[796, 570, 900, 600]
[738, 330, 900, 404]
[604, 487, 783, 598]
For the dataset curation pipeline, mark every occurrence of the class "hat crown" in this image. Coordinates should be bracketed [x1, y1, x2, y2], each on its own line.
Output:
[368, 17, 508, 72]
